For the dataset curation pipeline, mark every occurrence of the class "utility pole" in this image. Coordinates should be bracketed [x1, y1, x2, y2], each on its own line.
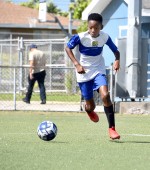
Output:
[126, 0, 142, 100]
[68, 0, 75, 36]
[69, 10, 73, 35]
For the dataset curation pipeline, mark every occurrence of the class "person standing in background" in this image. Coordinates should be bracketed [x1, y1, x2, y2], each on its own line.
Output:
[23, 44, 46, 104]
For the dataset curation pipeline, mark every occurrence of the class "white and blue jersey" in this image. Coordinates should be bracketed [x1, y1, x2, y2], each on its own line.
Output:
[67, 31, 118, 83]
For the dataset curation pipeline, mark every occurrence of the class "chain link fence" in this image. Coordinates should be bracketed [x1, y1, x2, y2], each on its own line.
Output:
[0, 65, 82, 111]
[0, 38, 113, 112]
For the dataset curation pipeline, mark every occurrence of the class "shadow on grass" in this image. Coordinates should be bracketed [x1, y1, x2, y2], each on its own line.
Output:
[110, 140, 150, 144]
[52, 141, 69, 144]
[41, 140, 70, 144]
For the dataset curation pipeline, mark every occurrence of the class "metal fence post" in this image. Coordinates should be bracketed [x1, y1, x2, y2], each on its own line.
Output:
[49, 42, 52, 90]
[0, 45, 2, 84]
[18, 37, 24, 92]
[13, 67, 16, 110]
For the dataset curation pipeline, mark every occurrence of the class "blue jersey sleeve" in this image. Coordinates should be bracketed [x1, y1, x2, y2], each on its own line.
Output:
[106, 36, 118, 53]
[67, 34, 80, 49]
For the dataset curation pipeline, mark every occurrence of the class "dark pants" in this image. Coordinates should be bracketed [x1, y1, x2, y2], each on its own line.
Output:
[25, 70, 46, 102]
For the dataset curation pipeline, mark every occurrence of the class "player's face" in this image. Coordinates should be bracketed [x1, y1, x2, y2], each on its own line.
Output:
[88, 20, 102, 38]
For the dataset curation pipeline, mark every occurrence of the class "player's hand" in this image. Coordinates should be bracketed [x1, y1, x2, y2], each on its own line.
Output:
[75, 64, 86, 74]
[113, 60, 120, 73]
[30, 73, 34, 80]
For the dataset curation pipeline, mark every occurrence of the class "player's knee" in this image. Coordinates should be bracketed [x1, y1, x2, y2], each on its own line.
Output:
[101, 92, 111, 104]
[85, 104, 95, 113]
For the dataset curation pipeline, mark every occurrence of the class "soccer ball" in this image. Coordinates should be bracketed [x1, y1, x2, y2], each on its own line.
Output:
[37, 121, 57, 141]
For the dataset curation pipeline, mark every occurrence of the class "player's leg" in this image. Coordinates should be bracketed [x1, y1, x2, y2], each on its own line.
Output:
[78, 80, 99, 123]
[99, 85, 120, 139]
[99, 86, 115, 127]
[84, 98, 99, 122]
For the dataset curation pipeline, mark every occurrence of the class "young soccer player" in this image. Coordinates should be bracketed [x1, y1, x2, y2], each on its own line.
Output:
[65, 13, 120, 140]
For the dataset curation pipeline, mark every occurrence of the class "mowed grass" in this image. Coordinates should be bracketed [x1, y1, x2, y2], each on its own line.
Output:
[0, 93, 80, 102]
[0, 111, 150, 170]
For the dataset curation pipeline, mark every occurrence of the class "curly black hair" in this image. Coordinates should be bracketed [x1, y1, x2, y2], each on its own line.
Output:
[88, 13, 103, 24]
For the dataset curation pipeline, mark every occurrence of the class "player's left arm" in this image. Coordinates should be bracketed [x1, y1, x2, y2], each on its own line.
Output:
[113, 50, 120, 72]
[106, 36, 120, 72]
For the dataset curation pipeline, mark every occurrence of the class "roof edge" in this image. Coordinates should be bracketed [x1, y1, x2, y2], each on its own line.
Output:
[82, 0, 112, 20]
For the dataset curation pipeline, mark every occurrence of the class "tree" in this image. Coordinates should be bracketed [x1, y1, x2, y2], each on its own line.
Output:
[20, 0, 39, 9]
[70, 0, 91, 19]
[47, 2, 61, 14]
[69, 0, 91, 33]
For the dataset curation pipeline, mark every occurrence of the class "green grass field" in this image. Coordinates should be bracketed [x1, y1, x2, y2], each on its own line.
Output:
[0, 93, 80, 102]
[0, 111, 150, 170]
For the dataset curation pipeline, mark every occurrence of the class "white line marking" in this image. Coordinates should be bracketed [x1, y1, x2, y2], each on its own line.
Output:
[1, 133, 150, 137]
[123, 134, 150, 137]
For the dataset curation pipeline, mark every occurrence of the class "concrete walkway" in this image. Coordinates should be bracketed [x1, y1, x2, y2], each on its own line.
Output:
[0, 101, 104, 112]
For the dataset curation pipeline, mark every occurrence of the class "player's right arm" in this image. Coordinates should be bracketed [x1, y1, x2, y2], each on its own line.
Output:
[65, 34, 85, 74]
[65, 46, 85, 74]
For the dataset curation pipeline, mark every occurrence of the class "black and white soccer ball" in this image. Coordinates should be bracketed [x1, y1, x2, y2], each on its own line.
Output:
[37, 121, 57, 141]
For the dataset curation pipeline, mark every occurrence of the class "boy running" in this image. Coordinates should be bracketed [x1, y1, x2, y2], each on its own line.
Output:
[65, 13, 120, 140]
